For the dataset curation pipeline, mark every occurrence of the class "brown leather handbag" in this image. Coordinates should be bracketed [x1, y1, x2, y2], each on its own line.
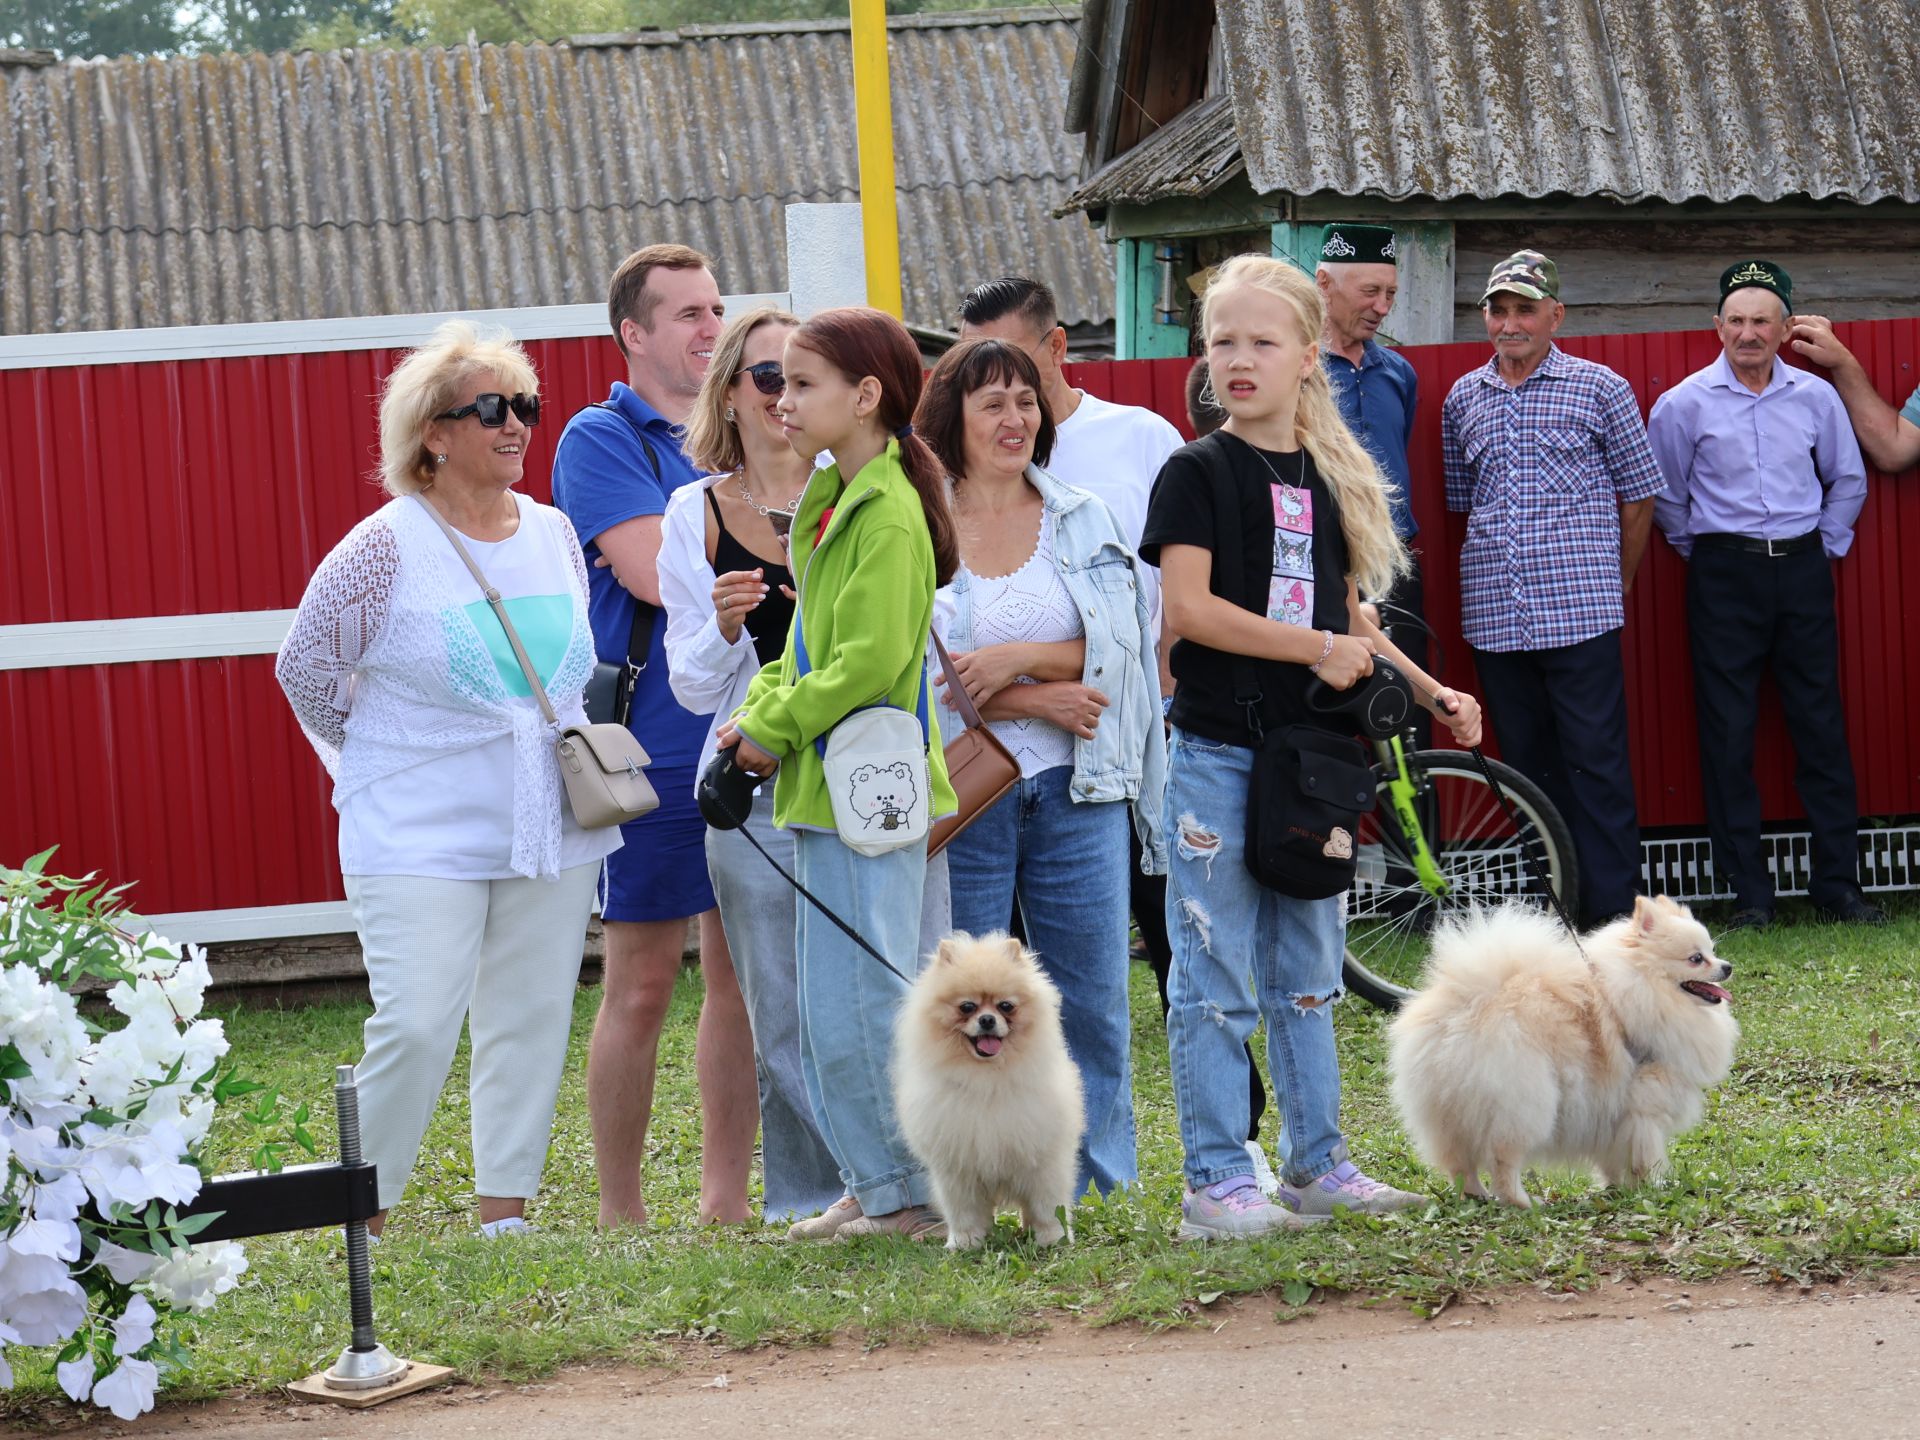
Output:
[927, 633, 1020, 858]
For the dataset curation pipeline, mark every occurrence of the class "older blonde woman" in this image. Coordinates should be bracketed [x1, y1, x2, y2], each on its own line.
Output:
[276, 321, 616, 1237]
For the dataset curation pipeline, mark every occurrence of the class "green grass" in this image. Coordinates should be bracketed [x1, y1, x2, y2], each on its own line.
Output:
[7, 895, 1918, 1412]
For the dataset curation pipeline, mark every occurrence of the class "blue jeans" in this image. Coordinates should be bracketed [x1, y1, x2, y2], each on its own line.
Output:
[1163, 729, 1349, 1189]
[791, 828, 942, 1215]
[948, 765, 1137, 1196]
[706, 791, 845, 1222]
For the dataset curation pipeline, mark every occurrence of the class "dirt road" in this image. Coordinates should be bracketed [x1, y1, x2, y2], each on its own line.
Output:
[112, 1273, 1920, 1439]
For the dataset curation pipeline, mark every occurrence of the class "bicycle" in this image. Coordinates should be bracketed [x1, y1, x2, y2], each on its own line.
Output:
[1340, 731, 1579, 1011]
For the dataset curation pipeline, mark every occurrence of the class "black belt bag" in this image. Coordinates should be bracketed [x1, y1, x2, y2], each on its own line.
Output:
[1245, 724, 1376, 899]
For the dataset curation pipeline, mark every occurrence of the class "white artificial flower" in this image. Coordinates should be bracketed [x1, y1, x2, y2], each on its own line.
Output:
[71, 1120, 201, 1213]
[112, 1294, 156, 1356]
[0, 1347, 12, 1388]
[91, 1356, 157, 1419]
[24, 1172, 89, 1225]
[0, 1250, 87, 1345]
[78, 1031, 146, 1113]
[89, 1240, 159, 1285]
[5, 1215, 81, 1263]
[56, 1355, 94, 1402]
[145, 1243, 248, 1313]
[161, 952, 212, 1021]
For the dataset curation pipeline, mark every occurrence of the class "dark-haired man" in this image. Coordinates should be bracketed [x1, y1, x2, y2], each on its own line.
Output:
[550, 245, 757, 1228]
[1648, 261, 1881, 928]
[1316, 223, 1427, 731]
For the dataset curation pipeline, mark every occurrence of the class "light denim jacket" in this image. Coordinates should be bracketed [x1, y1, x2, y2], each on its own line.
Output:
[935, 464, 1168, 874]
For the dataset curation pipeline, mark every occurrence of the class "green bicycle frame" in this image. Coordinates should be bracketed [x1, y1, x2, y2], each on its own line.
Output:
[1379, 735, 1450, 897]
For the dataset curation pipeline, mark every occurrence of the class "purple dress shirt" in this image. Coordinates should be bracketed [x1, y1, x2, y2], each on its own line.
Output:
[1646, 353, 1868, 559]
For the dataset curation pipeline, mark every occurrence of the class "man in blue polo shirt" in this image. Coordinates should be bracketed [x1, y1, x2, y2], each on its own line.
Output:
[1316, 223, 1426, 728]
[550, 243, 755, 1228]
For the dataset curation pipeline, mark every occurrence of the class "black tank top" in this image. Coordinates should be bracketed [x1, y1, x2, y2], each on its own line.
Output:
[709, 485, 795, 667]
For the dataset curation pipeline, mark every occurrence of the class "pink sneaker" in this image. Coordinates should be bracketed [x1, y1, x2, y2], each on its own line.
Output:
[1277, 1161, 1424, 1217]
[1177, 1176, 1325, 1242]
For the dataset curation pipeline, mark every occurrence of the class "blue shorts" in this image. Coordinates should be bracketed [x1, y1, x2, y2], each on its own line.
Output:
[598, 762, 717, 923]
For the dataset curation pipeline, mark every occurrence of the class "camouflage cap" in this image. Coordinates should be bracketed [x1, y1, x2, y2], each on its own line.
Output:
[1480, 249, 1560, 303]
[1719, 259, 1792, 314]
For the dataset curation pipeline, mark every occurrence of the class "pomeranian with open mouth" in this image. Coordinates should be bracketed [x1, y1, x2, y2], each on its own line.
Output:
[893, 932, 1086, 1249]
[1388, 895, 1737, 1207]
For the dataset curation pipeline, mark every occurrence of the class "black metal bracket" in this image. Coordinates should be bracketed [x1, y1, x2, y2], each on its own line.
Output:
[175, 1161, 379, 1243]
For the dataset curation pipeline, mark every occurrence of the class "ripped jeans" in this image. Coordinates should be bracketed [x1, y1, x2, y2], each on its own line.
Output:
[1163, 728, 1349, 1189]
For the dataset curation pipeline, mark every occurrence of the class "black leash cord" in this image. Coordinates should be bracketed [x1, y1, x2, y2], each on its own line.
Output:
[731, 820, 914, 985]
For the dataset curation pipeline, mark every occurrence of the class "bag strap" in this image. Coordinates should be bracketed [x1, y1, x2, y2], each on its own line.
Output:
[413, 495, 561, 729]
[790, 604, 931, 759]
[931, 631, 986, 732]
[587, 400, 662, 671]
[1207, 486, 1270, 744]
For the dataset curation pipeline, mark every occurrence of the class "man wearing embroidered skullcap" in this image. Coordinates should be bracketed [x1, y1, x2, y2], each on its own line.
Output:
[1647, 262, 1883, 929]
[1316, 223, 1427, 735]
[1441, 250, 1665, 927]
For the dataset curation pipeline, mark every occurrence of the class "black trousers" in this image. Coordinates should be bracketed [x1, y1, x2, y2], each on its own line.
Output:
[1687, 540, 1861, 910]
[1472, 629, 1642, 926]
[1379, 548, 1431, 748]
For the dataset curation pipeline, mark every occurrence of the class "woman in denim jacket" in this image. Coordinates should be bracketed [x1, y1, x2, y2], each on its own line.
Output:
[918, 339, 1167, 1198]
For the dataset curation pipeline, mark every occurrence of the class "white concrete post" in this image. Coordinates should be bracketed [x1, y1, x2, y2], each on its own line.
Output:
[786, 203, 869, 317]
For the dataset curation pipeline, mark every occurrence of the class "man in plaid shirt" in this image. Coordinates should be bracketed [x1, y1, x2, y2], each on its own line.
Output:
[1442, 251, 1665, 925]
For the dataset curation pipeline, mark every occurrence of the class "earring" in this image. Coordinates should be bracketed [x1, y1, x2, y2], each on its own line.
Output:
[724, 406, 735, 422]
[435, 453, 447, 464]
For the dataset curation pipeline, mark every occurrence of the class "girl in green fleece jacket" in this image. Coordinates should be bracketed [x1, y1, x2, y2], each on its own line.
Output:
[716, 306, 958, 1241]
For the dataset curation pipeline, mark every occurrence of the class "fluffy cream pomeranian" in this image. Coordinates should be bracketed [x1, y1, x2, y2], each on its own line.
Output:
[893, 932, 1086, 1249]
[1388, 896, 1736, 1207]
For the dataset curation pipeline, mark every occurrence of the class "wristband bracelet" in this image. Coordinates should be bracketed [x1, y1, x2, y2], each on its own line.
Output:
[1307, 629, 1335, 675]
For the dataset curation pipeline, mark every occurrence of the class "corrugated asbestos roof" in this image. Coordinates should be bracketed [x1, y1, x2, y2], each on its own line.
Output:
[1058, 92, 1241, 213]
[0, 7, 1110, 337]
[1068, 0, 1920, 211]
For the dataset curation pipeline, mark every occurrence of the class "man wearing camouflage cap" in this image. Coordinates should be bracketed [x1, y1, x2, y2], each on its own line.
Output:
[1441, 250, 1665, 926]
[1647, 262, 1882, 929]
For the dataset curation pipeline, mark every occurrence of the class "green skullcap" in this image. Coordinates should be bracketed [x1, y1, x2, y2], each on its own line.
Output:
[1481, 249, 1560, 303]
[1719, 259, 1792, 314]
[1320, 224, 1398, 265]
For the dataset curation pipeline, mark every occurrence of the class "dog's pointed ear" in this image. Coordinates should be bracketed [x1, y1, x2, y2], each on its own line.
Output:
[1632, 894, 1657, 935]
[934, 935, 965, 966]
[1002, 935, 1025, 964]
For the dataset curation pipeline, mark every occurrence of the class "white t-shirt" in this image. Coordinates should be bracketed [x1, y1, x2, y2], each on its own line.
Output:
[1048, 389, 1185, 626]
[337, 509, 621, 881]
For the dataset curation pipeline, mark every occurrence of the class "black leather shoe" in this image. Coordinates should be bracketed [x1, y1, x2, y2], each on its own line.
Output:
[1816, 891, 1889, 926]
[1725, 906, 1773, 933]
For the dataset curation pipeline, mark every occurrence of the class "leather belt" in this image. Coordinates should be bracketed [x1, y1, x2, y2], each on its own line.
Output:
[1693, 530, 1821, 557]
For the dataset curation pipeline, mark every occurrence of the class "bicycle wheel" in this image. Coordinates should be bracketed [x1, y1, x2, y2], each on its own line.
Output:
[1342, 750, 1579, 1011]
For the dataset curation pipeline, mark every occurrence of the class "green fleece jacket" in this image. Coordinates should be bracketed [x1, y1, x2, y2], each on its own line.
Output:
[736, 440, 955, 833]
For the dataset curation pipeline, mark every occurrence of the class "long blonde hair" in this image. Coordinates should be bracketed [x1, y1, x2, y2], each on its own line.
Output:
[1200, 254, 1409, 597]
[682, 306, 800, 474]
[377, 320, 539, 498]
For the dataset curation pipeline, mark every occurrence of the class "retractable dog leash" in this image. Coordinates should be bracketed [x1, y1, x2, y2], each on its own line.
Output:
[698, 746, 913, 985]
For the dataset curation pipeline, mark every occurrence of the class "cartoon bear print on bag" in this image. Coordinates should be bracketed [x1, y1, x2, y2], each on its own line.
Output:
[848, 761, 919, 831]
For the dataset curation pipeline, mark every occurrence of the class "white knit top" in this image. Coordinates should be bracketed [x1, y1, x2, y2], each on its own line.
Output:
[276, 493, 613, 881]
[963, 510, 1085, 776]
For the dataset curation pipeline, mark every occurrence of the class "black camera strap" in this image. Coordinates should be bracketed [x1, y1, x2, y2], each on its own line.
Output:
[586, 401, 663, 718]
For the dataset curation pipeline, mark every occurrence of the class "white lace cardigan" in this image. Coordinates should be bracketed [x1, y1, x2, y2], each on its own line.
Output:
[274, 494, 599, 879]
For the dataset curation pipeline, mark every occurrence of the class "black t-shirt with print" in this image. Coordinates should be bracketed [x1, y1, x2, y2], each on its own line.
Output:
[1140, 430, 1352, 747]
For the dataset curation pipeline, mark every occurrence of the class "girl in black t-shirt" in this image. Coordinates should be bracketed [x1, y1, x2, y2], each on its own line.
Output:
[1139, 255, 1483, 1241]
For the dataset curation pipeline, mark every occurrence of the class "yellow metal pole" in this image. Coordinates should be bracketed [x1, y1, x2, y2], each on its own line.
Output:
[849, 0, 904, 317]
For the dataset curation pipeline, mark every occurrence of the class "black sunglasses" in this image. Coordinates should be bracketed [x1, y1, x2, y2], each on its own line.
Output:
[736, 361, 784, 396]
[435, 392, 540, 427]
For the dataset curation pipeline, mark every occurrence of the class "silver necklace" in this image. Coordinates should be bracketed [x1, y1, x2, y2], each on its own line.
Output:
[734, 469, 801, 520]
[1243, 439, 1308, 502]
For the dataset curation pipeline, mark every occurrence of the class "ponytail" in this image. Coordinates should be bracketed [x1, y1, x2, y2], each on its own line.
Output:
[791, 306, 959, 585]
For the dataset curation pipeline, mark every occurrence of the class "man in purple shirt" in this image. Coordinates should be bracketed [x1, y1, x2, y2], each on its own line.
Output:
[1442, 250, 1665, 926]
[1648, 261, 1884, 928]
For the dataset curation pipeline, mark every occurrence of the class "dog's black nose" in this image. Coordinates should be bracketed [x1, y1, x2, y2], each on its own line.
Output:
[976, 1013, 998, 1033]
[1720, 959, 1733, 976]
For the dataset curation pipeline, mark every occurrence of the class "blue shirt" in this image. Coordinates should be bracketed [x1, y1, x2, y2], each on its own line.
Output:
[1442, 345, 1666, 653]
[1647, 353, 1868, 559]
[549, 382, 711, 767]
[1324, 340, 1419, 540]
[1902, 384, 1920, 431]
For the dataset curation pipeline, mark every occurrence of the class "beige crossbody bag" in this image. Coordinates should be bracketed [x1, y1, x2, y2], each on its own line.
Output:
[416, 496, 659, 829]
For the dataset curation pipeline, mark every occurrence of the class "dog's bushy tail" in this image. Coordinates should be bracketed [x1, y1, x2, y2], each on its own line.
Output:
[1420, 905, 1585, 999]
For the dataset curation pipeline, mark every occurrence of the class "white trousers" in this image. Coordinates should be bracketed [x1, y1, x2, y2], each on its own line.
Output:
[343, 864, 599, 1210]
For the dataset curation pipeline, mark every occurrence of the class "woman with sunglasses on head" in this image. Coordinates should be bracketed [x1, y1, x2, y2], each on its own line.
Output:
[715, 306, 959, 1241]
[656, 307, 845, 1223]
[276, 321, 616, 1238]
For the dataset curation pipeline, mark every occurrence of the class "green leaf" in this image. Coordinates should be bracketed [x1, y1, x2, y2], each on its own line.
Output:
[1282, 1279, 1313, 1307]
[170, 1210, 224, 1238]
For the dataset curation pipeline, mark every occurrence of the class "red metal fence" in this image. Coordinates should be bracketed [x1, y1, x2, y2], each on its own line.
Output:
[4, 323, 1916, 919]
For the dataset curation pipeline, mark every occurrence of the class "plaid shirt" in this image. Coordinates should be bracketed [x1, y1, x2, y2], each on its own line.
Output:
[1443, 345, 1664, 652]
